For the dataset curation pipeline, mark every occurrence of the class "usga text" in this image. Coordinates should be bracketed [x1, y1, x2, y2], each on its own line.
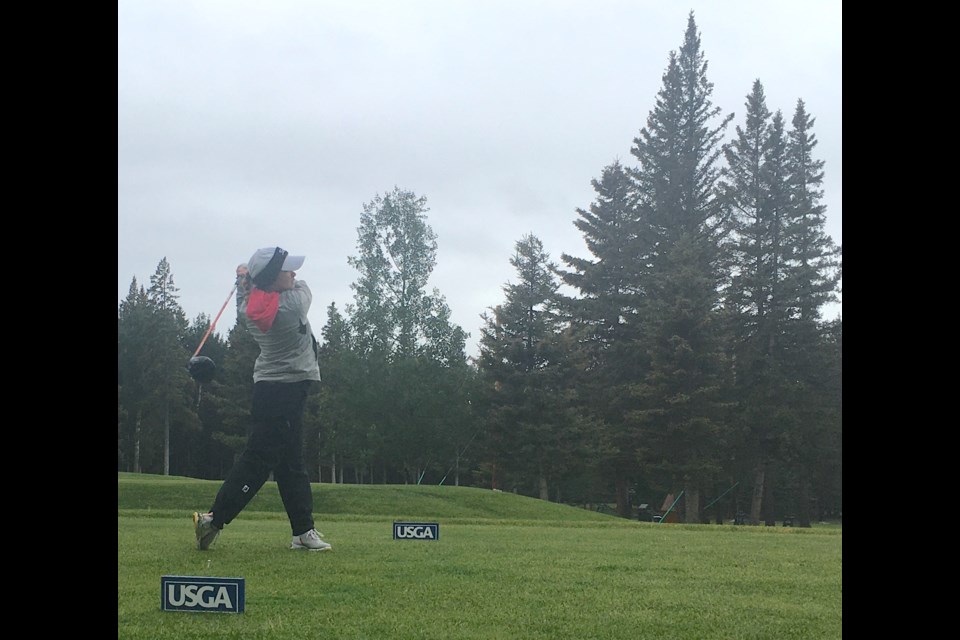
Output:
[393, 522, 440, 540]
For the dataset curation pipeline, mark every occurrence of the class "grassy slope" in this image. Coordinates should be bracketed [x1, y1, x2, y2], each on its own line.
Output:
[118, 472, 630, 524]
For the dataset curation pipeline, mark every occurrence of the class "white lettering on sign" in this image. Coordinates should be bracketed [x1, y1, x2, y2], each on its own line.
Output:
[396, 525, 435, 539]
[167, 584, 234, 609]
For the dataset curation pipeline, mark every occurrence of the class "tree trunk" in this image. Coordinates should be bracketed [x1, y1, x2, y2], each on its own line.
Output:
[134, 410, 142, 474]
[163, 400, 170, 476]
[762, 465, 776, 526]
[538, 475, 549, 501]
[615, 475, 630, 517]
[331, 451, 337, 484]
[750, 463, 765, 525]
[714, 483, 726, 523]
[798, 469, 813, 527]
[684, 485, 700, 523]
[317, 434, 324, 483]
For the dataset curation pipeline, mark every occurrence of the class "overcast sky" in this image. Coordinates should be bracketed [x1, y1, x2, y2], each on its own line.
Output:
[118, 0, 842, 359]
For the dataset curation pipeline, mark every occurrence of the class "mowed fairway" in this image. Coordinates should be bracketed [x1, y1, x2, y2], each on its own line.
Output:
[118, 474, 842, 639]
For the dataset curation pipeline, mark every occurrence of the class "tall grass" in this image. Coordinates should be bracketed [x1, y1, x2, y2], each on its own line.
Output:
[118, 473, 841, 639]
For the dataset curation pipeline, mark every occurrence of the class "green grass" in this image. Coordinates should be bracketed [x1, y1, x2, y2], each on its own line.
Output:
[118, 473, 842, 639]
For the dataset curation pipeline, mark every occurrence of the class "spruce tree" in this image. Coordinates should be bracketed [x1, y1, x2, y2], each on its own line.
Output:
[783, 99, 841, 326]
[779, 100, 842, 525]
[721, 90, 841, 525]
[314, 303, 358, 483]
[478, 234, 581, 499]
[117, 259, 198, 476]
[145, 258, 198, 475]
[721, 81, 795, 524]
[628, 12, 732, 522]
[118, 278, 150, 472]
[557, 160, 649, 515]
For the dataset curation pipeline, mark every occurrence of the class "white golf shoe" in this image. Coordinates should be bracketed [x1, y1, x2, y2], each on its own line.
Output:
[193, 511, 221, 551]
[291, 528, 332, 551]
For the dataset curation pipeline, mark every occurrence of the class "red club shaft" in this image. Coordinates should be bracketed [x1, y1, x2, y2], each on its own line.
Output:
[192, 285, 237, 358]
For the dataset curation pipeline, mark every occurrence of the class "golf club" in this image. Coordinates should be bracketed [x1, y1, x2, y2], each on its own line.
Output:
[187, 284, 236, 383]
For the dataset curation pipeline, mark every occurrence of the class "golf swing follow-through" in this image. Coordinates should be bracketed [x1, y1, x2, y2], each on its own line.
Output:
[193, 246, 330, 552]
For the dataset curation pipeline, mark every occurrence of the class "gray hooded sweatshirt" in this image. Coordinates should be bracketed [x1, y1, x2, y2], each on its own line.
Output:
[239, 280, 321, 383]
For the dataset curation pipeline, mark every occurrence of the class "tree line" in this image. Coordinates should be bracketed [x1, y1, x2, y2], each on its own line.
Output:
[118, 13, 841, 526]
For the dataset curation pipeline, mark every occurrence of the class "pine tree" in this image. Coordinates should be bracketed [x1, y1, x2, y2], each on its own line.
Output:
[478, 234, 583, 500]
[145, 258, 198, 475]
[314, 303, 350, 482]
[723, 80, 776, 333]
[783, 99, 841, 326]
[628, 12, 733, 522]
[778, 100, 842, 525]
[118, 278, 150, 472]
[557, 160, 649, 515]
[314, 302, 380, 483]
[720, 88, 841, 525]
[721, 81, 796, 524]
[117, 259, 198, 475]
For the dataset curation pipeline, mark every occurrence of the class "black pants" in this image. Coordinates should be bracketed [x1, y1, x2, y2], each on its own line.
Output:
[210, 380, 315, 536]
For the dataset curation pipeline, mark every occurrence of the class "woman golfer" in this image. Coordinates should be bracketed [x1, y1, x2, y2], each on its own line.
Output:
[193, 246, 330, 552]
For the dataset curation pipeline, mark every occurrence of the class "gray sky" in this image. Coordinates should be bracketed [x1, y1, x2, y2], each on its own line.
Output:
[118, 0, 842, 359]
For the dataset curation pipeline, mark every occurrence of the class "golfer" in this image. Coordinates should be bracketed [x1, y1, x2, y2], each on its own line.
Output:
[193, 246, 330, 552]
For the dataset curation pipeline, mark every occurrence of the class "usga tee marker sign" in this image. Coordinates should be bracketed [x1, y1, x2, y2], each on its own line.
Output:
[161, 575, 245, 613]
[393, 521, 440, 540]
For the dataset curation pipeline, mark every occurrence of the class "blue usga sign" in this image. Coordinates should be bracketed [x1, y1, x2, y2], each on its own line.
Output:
[393, 521, 440, 540]
[161, 575, 245, 613]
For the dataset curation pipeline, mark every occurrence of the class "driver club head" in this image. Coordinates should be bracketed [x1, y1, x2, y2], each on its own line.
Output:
[188, 356, 217, 383]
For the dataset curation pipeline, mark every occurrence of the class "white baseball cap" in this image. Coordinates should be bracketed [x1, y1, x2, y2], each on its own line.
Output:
[247, 247, 305, 288]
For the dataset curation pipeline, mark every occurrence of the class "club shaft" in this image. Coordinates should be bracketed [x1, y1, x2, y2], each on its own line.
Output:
[192, 285, 237, 358]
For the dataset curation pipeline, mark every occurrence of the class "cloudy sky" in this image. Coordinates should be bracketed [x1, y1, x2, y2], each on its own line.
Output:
[118, 0, 842, 359]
